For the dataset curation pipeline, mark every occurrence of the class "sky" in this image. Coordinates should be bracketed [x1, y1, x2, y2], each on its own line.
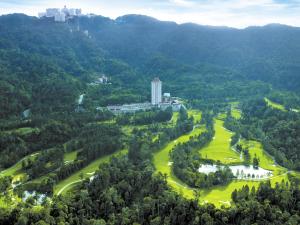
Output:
[0, 0, 299, 28]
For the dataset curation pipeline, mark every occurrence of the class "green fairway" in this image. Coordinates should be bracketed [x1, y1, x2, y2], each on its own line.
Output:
[199, 119, 242, 164]
[0, 152, 39, 182]
[265, 97, 287, 111]
[54, 149, 127, 195]
[153, 126, 205, 199]
[153, 109, 204, 200]
[153, 109, 203, 199]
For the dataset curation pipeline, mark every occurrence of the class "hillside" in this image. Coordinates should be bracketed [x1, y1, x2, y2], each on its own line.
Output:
[0, 14, 145, 118]
[74, 14, 300, 91]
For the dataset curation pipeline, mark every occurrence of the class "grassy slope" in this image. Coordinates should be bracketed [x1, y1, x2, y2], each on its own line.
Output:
[54, 149, 127, 195]
[199, 119, 242, 164]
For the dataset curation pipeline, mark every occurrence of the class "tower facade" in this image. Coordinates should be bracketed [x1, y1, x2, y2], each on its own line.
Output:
[151, 77, 162, 105]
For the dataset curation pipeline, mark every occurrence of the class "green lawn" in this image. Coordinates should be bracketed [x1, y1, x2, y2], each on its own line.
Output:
[264, 97, 286, 111]
[54, 149, 127, 195]
[199, 119, 242, 164]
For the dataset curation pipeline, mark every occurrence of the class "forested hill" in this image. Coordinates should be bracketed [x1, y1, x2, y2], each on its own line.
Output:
[76, 14, 300, 91]
[1, 13, 300, 119]
[0, 14, 143, 118]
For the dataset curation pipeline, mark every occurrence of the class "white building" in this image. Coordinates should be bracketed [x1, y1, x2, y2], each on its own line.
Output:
[39, 6, 82, 22]
[45, 8, 60, 17]
[54, 12, 66, 22]
[151, 77, 162, 105]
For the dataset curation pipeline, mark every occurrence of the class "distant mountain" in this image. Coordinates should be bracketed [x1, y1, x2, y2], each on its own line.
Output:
[73, 14, 300, 90]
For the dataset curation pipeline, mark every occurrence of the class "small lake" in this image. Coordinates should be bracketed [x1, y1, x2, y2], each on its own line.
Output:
[198, 164, 273, 180]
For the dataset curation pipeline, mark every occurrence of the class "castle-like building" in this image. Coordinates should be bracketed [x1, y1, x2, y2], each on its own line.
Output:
[38, 6, 82, 22]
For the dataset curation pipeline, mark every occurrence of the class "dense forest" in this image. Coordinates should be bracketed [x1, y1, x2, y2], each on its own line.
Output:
[1, 156, 300, 225]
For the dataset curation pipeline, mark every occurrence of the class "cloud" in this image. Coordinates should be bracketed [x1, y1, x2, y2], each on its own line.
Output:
[0, 0, 299, 28]
[169, 0, 195, 7]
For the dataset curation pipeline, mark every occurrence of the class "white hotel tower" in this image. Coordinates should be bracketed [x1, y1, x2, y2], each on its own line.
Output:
[151, 77, 162, 105]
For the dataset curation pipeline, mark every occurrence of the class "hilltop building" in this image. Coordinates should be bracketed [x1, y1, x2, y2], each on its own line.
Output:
[151, 77, 162, 105]
[38, 6, 82, 22]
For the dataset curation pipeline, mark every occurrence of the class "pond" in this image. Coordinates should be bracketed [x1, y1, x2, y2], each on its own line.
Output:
[198, 164, 273, 180]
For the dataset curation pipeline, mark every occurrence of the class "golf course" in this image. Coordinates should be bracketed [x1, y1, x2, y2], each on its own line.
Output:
[153, 109, 299, 207]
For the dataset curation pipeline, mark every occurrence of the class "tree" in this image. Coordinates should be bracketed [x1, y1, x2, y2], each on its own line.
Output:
[253, 154, 260, 169]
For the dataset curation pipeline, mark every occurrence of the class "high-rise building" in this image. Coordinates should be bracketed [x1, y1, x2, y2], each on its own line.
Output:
[151, 77, 162, 105]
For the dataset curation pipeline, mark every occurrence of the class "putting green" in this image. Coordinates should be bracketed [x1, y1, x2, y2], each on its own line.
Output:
[199, 119, 242, 164]
[54, 149, 127, 195]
